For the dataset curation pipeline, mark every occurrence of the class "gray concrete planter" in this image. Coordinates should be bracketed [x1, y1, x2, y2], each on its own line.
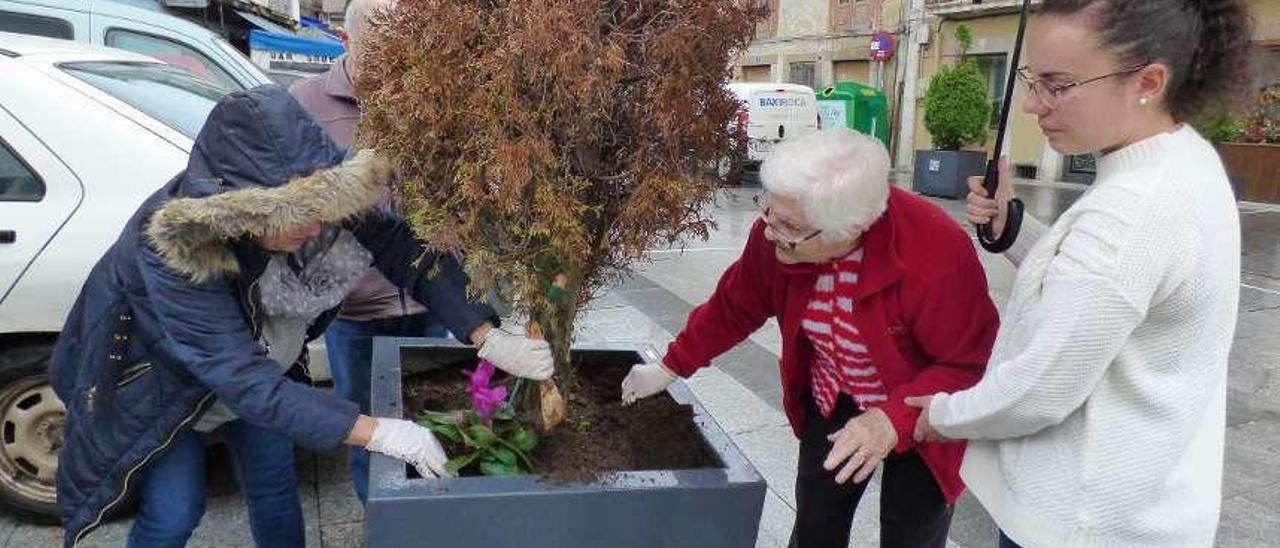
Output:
[913, 149, 987, 199]
[366, 337, 767, 548]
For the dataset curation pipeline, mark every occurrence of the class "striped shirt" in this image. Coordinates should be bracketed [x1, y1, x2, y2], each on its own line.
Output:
[801, 248, 887, 416]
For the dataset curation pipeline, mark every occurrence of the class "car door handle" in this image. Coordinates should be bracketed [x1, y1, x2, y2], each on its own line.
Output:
[0, 230, 14, 244]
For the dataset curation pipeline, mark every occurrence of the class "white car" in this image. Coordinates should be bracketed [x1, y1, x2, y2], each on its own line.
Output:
[0, 32, 228, 518]
[0, 0, 273, 91]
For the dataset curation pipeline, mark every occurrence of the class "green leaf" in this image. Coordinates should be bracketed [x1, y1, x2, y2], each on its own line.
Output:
[479, 454, 522, 476]
[466, 424, 498, 448]
[492, 447, 519, 466]
[418, 410, 462, 425]
[491, 405, 516, 422]
[509, 426, 538, 452]
[425, 422, 462, 443]
[445, 452, 481, 475]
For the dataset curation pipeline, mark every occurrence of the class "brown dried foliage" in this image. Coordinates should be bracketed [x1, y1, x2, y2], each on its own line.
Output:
[357, 0, 760, 388]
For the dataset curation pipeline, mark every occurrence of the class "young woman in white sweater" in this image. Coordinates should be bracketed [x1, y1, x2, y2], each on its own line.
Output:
[904, 1, 1255, 547]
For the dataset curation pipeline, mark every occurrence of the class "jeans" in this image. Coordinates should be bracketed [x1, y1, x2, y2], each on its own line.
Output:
[789, 395, 954, 548]
[127, 420, 303, 548]
[323, 312, 449, 502]
[999, 531, 1024, 548]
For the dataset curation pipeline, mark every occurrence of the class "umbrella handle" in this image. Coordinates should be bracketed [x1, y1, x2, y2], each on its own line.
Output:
[976, 158, 1025, 252]
[975, 0, 1032, 253]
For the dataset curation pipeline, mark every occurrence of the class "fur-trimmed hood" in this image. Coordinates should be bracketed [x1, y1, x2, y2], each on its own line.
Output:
[143, 85, 395, 282]
[146, 150, 394, 282]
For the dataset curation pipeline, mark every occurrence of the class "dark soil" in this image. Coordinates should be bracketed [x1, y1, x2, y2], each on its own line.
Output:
[403, 356, 721, 482]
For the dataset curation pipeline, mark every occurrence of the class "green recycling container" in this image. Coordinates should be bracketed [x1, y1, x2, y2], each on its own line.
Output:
[817, 81, 890, 146]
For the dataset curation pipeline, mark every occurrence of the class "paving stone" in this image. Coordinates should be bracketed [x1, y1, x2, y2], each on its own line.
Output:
[316, 472, 364, 526]
[6, 523, 64, 547]
[319, 521, 364, 548]
[1223, 440, 1280, 499]
[1242, 479, 1280, 509]
[1228, 340, 1274, 395]
[727, 426, 800, 508]
[1234, 308, 1280, 343]
[0, 511, 16, 548]
[754, 491, 796, 548]
[1226, 419, 1280, 455]
[1218, 495, 1280, 548]
[685, 367, 789, 436]
[948, 493, 1001, 548]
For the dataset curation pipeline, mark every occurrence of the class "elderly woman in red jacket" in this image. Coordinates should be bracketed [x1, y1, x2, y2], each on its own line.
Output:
[621, 128, 999, 547]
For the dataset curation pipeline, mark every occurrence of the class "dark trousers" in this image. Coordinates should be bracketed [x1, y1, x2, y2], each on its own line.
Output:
[127, 420, 302, 548]
[790, 395, 954, 548]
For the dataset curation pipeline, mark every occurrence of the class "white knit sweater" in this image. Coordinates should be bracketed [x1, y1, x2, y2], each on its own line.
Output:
[931, 126, 1240, 547]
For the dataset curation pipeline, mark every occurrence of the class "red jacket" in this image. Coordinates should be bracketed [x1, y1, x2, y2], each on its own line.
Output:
[663, 188, 998, 503]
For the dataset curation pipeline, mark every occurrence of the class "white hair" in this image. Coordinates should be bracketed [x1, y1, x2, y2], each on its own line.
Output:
[343, 0, 390, 47]
[760, 128, 890, 243]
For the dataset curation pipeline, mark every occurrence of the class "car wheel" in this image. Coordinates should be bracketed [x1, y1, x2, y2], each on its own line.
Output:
[0, 343, 62, 521]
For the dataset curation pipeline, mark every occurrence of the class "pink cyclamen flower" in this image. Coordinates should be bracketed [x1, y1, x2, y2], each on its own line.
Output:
[466, 359, 508, 421]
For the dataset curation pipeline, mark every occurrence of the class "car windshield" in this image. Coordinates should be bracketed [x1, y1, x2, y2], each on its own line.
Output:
[59, 61, 229, 139]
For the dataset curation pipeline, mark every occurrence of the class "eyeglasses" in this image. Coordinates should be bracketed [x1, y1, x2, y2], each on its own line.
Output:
[1015, 64, 1149, 110]
[753, 194, 822, 251]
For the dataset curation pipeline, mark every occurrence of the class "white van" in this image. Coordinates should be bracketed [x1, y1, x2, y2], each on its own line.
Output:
[0, 0, 271, 90]
[727, 82, 820, 168]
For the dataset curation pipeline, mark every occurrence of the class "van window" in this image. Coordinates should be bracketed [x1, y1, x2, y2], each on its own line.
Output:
[0, 138, 44, 202]
[0, 10, 73, 40]
[105, 28, 240, 91]
[60, 61, 228, 139]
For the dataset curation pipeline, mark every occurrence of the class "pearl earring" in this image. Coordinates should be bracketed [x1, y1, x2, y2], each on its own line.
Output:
[1139, 97, 1149, 106]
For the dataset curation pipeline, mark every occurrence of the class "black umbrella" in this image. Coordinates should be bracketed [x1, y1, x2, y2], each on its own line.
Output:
[975, 0, 1032, 253]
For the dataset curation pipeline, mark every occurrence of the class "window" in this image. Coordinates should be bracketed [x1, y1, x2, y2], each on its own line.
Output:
[1258, 46, 1280, 90]
[60, 62, 230, 139]
[0, 139, 45, 202]
[0, 10, 73, 40]
[105, 29, 240, 92]
[972, 54, 1008, 127]
[1064, 153, 1098, 184]
[788, 62, 815, 89]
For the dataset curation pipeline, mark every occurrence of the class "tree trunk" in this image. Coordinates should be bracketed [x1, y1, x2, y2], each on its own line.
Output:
[521, 273, 578, 432]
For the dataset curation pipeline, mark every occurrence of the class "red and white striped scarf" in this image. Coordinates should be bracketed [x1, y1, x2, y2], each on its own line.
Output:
[800, 248, 888, 417]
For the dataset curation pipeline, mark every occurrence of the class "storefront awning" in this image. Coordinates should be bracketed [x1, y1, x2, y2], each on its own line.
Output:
[248, 29, 344, 59]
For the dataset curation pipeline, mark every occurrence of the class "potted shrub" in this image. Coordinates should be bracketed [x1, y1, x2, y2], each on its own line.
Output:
[1211, 85, 1279, 203]
[353, 0, 769, 545]
[914, 24, 992, 198]
[364, 338, 767, 548]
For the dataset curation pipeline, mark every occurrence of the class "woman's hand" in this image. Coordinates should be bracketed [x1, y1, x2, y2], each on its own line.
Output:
[823, 407, 898, 484]
[362, 417, 452, 479]
[472, 325, 555, 380]
[904, 395, 950, 443]
[966, 157, 1016, 239]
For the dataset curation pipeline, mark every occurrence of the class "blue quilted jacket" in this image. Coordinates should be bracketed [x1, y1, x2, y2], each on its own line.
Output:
[49, 85, 495, 546]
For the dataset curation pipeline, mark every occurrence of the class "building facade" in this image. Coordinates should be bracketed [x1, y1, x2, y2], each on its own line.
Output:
[732, 1, 907, 134]
[909, 0, 1280, 185]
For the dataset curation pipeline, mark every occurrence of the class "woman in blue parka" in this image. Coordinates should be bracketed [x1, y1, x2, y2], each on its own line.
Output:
[50, 85, 552, 548]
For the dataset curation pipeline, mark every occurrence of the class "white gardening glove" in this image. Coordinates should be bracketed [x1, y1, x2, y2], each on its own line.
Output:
[476, 329, 554, 380]
[365, 418, 451, 479]
[621, 363, 678, 405]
